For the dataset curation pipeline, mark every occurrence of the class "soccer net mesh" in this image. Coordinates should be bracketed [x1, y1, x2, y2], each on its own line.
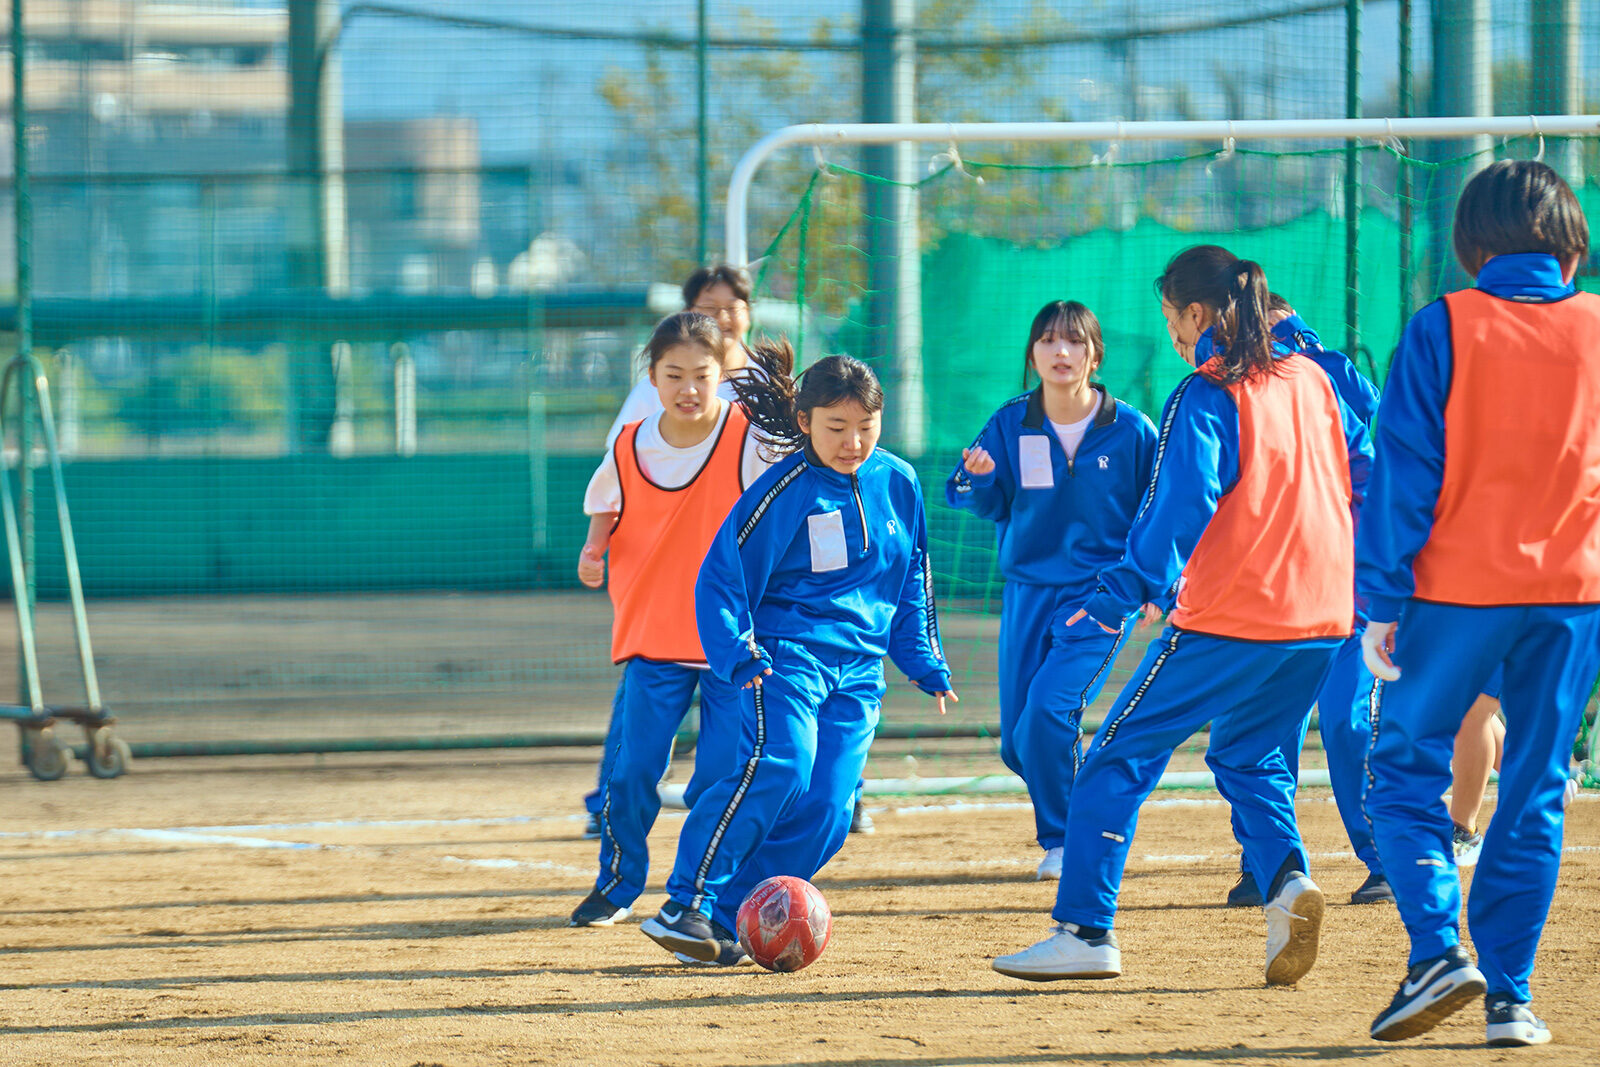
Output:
[741, 131, 1600, 791]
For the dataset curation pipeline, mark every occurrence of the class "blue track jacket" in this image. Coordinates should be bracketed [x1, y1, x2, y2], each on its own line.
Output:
[944, 385, 1157, 599]
[696, 445, 952, 692]
[1356, 253, 1582, 622]
[1083, 331, 1374, 630]
[1274, 314, 1381, 426]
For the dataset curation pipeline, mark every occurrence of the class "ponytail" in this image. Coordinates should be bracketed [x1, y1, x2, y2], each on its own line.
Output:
[1156, 245, 1279, 385]
[731, 347, 883, 457]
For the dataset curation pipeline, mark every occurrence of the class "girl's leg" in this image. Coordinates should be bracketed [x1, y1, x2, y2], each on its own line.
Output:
[1015, 617, 1125, 850]
[1053, 629, 1290, 929]
[683, 673, 744, 811]
[711, 654, 883, 930]
[1315, 633, 1384, 877]
[662, 641, 828, 920]
[583, 674, 629, 821]
[1203, 646, 1340, 897]
[1468, 604, 1600, 1003]
[1449, 694, 1502, 833]
[997, 583, 1055, 780]
[594, 660, 701, 907]
[1366, 602, 1514, 967]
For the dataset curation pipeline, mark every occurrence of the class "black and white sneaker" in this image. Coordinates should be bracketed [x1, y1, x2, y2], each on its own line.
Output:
[1485, 994, 1551, 1047]
[673, 919, 751, 967]
[641, 903, 719, 962]
[1370, 945, 1487, 1041]
[569, 888, 631, 927]
[1226, 868, 1264, 908]
[582, 812, 602, 840]
[1349, 871, 1396, 905]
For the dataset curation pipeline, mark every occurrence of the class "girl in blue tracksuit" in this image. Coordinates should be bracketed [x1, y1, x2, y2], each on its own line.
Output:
[640, 353, 955, 965]
[1359, 162, 1600, 1047]
[992, 245, 1372, 989]
[946, 300, 1156, 879]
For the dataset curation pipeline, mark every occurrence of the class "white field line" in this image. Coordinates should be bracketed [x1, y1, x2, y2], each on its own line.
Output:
[1, 790, 1594, 875]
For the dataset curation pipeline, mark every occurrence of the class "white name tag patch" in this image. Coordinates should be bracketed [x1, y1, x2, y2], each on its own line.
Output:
[1019, 435, 1054, 489]
[807, 510, 849, 572]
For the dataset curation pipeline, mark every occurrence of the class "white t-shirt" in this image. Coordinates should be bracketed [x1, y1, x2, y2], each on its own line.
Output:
[1048, 395, 1101, 461]
[584, 401, 773, 515]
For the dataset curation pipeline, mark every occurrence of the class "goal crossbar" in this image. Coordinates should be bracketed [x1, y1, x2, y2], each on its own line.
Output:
[725, 115, 1600, 266]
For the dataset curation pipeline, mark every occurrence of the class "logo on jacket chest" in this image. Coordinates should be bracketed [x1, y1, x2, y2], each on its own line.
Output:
[1097, 455, 1109, 470]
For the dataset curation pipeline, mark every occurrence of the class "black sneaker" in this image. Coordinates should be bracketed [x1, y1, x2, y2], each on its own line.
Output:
[1370, 945, 1487, 1041]
[640, 903, 719, 962]
[1226, 869, 1263, 908]
[1485, 994, 1551, 1047]
[850, 799, 875, 835]
[1349, 871, 1396, 905]
[569, 888, 631, 927]
[673, 919, 751, 967]
[582, 812, 602, 840]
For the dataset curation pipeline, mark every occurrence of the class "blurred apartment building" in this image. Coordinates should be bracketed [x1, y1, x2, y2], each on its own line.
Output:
[0, 0, 485, 297]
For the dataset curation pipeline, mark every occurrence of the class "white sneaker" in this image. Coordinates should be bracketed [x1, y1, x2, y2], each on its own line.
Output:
[1452, 824, 1484, 868]
[1035, 846, 1064, 881]
[1563, 777, 1580, 810]
[992, 923, 1120, 981]
[1264, 873, 1324, 986]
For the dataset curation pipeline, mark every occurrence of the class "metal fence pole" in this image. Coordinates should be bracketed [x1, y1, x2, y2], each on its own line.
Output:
[1344, 0, 1362, 360]
[12, 0, 36, 710]
[1398, 0, 1414, 338]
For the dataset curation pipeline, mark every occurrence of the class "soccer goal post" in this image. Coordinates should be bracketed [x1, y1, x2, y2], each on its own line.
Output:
[724, 115, 1600, 798]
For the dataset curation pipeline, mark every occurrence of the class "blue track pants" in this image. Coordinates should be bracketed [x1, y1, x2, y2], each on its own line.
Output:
[1055, 627, 1339, 928]
[998, 582, 1127, 850]
[1366, 600, 1600, 1002]
[594, 658, 737, 907]
[664, 640, 882, 931]
[1314, 633, 1384, 876]
[584, 675, 628, 817]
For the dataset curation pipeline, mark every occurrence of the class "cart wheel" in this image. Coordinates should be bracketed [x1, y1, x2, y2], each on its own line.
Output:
[24, 730, 70, 782]
[85, 731, 131, 779]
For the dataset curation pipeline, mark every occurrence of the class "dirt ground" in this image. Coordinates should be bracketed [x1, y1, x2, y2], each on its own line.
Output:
[0, 742, 1595, 1066]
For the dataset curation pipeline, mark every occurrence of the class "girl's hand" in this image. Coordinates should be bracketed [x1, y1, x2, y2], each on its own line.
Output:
[1066, 608, 1119, 634]
[931, 689, 958, 716]
[1137, 603, 1163, 630]
[962, 446, 996, 475]
[1362, 621, 1401, 682]
[577, 543, 606, 588]
[744, 667, 774, 690]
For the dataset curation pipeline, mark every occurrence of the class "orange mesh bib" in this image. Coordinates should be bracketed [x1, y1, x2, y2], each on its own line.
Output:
[607, 405, 750, 664]
[1412, 290, 1600, 605]
[1172, 355, 1355, 641]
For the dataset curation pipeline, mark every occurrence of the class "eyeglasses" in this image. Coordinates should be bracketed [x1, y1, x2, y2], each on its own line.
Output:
[691, 301, 749, 318]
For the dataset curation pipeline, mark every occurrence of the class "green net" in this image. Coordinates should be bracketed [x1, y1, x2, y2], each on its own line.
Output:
[745, 133, 1600, 787]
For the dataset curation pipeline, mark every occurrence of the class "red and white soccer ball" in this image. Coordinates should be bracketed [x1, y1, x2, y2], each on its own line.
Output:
[736, 875, 832, 972]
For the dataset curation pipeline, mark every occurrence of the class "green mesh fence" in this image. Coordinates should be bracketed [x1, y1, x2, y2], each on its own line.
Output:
[0, 2, 1596, 779]
[746, 134, 1600, 786]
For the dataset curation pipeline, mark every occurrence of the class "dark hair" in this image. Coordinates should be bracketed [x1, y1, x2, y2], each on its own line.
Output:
[1022, 300, 1104, 388]
[1156, 245, 1276, 385]
[1453, 160, 1590, 275]
[681, 263, 753, 309]
[1266, 292, 1294, 316]
[642, 311, 725, 371]
[734, 348, 883, 456]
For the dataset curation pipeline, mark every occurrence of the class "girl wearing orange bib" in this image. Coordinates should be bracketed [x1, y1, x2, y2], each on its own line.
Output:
[569, 313, 773, 931]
